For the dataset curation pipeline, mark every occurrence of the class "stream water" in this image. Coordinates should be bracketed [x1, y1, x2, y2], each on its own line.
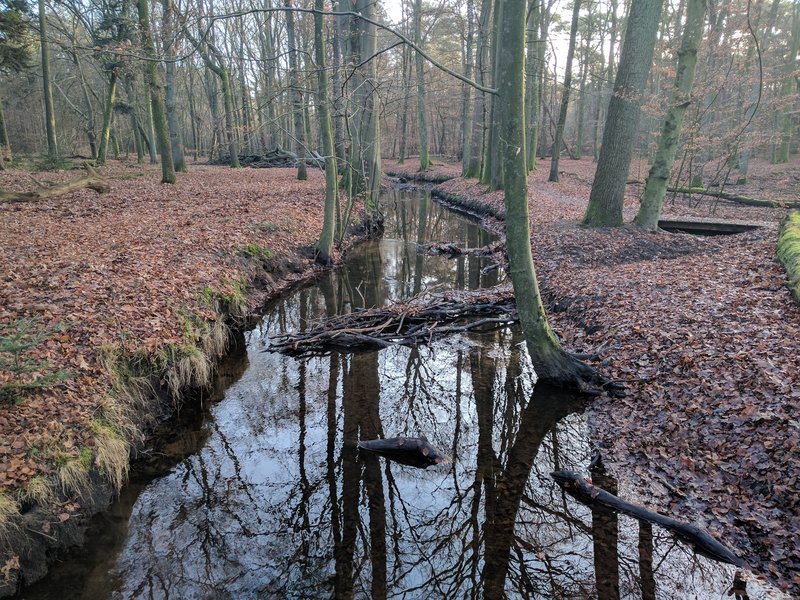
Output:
[18, 188, 778, 599]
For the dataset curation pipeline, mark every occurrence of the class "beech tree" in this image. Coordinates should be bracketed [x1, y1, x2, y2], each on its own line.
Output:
[635, 0, 707, 229]
[285, 0, 307, 180]
[414, 0, 431, 171]
[137, 0, 176, 183]
[0, 0, 31, 167]
[313, 0, 337, 264]
[497, 0, 599, 386]
[38, 0, 58, 157]
[548, 0, 581, 182]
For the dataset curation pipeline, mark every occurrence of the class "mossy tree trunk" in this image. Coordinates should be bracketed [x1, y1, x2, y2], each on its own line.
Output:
[548, 0, 581, 182]
[777, 211, 800, 303]
[136, 0, 176, 183]
[498, 0, 600, 386]
[313, 0, 338, 265]
[583, 0, 663, 226]
[464, 0, 491, 178]
[414, 0, 431, 172]
[482, 0, 504, 190]
[38, 0, 58, 157]
[635, 0, 706, 229]
[285, 0, 307, 179]
[162, 0, 186, 172]
[97, 71, 118, 165]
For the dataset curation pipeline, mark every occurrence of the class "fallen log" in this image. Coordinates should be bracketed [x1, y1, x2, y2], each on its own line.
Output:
[551, 470, 746, 567]
[0, 163, 110, 203]
[266, 286, 518, 356]
[665, 186, 798, 209]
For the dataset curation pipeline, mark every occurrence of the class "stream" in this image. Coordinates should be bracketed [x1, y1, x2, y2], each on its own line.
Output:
[18, 188, 780, 599]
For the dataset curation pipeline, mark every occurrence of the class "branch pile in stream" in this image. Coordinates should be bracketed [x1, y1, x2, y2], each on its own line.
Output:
[266, 286, 517, 357]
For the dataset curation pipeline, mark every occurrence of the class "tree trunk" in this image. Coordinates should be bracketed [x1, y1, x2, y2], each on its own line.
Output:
[0, 95, 10, 165]
[777, 0, 800, 163]
[38, 0, 58, 157]
[331, 2, 346, 169]
[347, 0, 382, 221]
[137, 0, 176, 183]
[314, 0, 338, 265]
[575, 18, 592, 161]
[145, 87, 158, 163]
[464, 0, 492, 178]
[285, 0, 308, 180]
[461, 0, 475, 170]
[162, 0, 186, 172]
[525, 0, 543, 172]
[548, 0, 581, 182]
[97, 72, 118, 165]
[219, 69, 240, 168]
[74, 53, 97, 159]
[498, 0, 596, 384]
[483, 0, 504, 190]
[635, 0, 706, 229]
[397, 41, 410, 164]
[414, 0, 431, 171]
[583, 0, 664, 226]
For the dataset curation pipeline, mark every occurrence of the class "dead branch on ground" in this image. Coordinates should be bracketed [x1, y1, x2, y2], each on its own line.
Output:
[0, 163, 110, 203]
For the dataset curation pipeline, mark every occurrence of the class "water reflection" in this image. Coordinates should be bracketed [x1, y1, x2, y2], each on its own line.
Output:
[17, 189, 778, 599]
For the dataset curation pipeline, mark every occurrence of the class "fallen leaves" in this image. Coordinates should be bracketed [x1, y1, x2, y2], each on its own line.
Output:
[427, 156, 800, 595]
[0, 163, 335, 492]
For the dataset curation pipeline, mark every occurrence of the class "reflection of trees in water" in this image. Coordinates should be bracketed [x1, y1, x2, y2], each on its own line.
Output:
[108, 195, 746, 599]
[113, 316, 743, 598]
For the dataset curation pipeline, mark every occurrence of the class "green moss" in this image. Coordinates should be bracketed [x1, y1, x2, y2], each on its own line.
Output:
[198, 278, 248, 316]
[79, 447, 93, 470]
[240, 242, 273, 259]
[777, 211, 800, 303]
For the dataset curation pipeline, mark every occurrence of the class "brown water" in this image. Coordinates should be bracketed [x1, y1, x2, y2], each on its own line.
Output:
[17, 188, 779, 599]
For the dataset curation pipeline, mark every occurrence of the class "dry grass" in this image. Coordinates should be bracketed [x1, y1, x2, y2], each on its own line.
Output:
[89, 419, 130, 492]
[56, 458, 90, 499]
[0, 492, 19, 525]
[17, 475, 56, 506]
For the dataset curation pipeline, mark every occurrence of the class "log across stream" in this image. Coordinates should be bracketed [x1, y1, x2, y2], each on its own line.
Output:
[15, 187, 783, 600]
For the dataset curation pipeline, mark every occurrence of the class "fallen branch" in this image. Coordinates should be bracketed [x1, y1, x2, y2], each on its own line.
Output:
[265, 286, 518, 356]
[422, 240, 505, 259]
[0, 163, 110, 203]
[552, 470, 746, 567]
[664, 186, 797, 209]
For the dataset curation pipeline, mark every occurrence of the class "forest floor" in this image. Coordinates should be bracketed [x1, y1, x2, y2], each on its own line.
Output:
[1, 156, 799, 593]
[387, 155, 800, 594]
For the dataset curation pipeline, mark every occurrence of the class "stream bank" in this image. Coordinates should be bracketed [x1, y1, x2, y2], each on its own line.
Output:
[0, 165, 371, 596]
[13, 187, 789, 599]
[419, 165, 799, 594]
